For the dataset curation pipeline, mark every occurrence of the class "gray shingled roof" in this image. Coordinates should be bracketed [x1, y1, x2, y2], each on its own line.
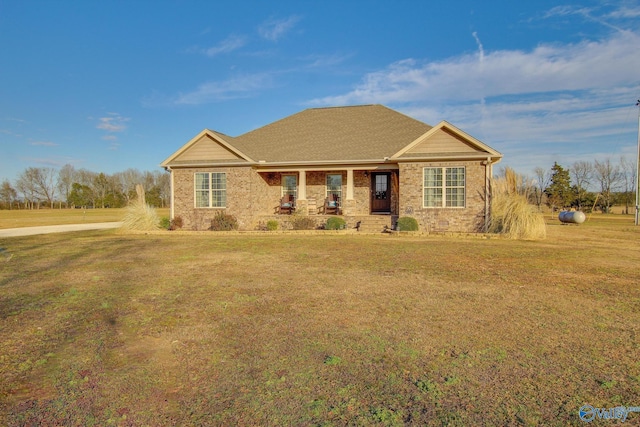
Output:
[224, 104, 432, 162]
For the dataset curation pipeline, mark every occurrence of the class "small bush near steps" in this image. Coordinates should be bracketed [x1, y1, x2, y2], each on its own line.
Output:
[325, 217, 346, 230]
[266, 220, 279, 231]
[396, 216, 419, 231]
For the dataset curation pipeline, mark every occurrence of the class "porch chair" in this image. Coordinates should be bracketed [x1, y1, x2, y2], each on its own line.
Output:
[278, 194, 296, 214]
[323, 194, 340, 215]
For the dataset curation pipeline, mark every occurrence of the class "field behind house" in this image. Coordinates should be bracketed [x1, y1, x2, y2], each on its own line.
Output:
[0, 208, 170, 229]
[0, 217, 639, 425]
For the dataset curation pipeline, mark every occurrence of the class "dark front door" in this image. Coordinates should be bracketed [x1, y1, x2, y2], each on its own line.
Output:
[371, 172, 391, 213]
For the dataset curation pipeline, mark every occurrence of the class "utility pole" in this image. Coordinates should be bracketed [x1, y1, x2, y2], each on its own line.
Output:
[636, 100, 640, 225]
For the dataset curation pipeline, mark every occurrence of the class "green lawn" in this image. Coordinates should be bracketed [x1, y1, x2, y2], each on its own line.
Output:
[0, 217, 639, 425]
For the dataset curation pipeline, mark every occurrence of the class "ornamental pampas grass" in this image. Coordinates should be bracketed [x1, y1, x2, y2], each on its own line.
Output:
[489, 168, 546, 240]
[121, 184, 160, 231]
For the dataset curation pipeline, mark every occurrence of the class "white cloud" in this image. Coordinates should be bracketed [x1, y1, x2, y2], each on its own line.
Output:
[29, 140, 58, 147]
[174, 73, 273, 105]
[258, 16, 301, 41]
[301, 53, 352, 68]
[203, 34, 247, 56]
[306, 16, 640, 174]
[96, 113, 130, 133]
[310, 31, 640, 106]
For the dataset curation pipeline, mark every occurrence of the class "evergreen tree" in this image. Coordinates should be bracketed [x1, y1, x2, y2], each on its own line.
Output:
[544, 162, 572, 210]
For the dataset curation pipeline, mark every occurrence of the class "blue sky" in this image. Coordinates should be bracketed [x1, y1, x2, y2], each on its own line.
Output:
[1, 0, 639, 183]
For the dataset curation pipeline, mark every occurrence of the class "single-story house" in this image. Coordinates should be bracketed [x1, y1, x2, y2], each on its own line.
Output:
[160, 104, 502, 232]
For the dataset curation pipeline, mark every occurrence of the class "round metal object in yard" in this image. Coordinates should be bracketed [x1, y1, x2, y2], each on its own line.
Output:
[558, 211, 586, 224]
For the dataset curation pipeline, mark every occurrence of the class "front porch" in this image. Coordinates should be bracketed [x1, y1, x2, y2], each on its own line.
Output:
[258, 167, 399, 218]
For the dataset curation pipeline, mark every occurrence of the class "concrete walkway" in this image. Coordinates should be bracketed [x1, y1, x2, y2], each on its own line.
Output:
[0, 222, 123, 237]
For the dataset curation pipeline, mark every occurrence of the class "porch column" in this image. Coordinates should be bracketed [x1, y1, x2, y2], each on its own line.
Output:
[346, 168, 354, 200]
[298, 169, 307, 200]
[297, 169, 308, 215]
[343, 168, 356, 216]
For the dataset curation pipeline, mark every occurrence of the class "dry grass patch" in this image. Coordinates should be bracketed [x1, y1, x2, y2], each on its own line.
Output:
[490, 168, 546, 240]
[0, 208, 170, 229]
[0, 218, 639, 425]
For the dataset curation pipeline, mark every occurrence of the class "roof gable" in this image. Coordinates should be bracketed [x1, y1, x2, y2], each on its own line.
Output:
[392, 121, 502, 160]
[160, 129, 253, 166]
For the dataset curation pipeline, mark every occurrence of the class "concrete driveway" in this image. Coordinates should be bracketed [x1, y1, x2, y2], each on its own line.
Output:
[0, 222, 123, 237]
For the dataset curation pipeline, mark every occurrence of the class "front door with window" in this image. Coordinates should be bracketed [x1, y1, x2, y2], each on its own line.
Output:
[371, 172, 391, 213]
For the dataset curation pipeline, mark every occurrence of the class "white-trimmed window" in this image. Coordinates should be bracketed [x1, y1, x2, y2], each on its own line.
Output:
[281, 174, 297, 199]
[195, 172, 226, 208]
[326, 174, 342, 199]
[423, 167, 465, 208]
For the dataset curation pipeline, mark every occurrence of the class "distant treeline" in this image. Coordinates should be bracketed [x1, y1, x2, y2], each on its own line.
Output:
[0, 165, 169, 209]
[518, 157, 637, 214]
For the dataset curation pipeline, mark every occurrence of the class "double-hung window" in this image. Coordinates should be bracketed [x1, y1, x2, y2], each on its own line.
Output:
[281, 174, 297, 200]
[326, 174, 342, 200]
[195, 172, 226, 208]
[423, 167, 465, 208]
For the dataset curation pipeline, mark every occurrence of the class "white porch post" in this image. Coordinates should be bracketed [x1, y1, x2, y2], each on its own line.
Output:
[346, 168, 354, 200]
[298, 169, 307, 200]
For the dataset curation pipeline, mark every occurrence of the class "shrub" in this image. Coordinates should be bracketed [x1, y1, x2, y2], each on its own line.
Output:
[396, 216, 419, 231]
[266, 220, 279, 231]
[325, 216, 346, 230]
[290, 214, 316, 230]
[170, 216, 183, 230]
[159, 217, 171, 230]
[209, 211, 239, 231]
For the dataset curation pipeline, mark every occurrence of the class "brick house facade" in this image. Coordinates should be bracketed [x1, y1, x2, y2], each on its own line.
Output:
[161, 105, 502, 232]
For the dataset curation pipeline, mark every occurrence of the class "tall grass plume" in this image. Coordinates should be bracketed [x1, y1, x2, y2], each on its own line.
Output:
[121, 184, 160, 231]
[489, 168, 546, 240]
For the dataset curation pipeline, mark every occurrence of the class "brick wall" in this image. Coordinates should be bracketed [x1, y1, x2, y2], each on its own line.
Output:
[172, 165, 486, 232]
[398, 161, 489, 233]
[173, 166, 261, 230]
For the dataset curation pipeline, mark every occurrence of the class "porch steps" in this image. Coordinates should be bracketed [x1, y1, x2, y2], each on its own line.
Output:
[349, 215, 396, 233]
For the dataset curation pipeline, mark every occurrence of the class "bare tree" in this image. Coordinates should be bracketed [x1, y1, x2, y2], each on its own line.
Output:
[91, 173, 110, 209]
[0, 179, 18, 209]
[16, 171, 40, 209]
[571, 160, 593, 210]
[619, 156, 637, 215]
[31, 167, 58, 208]
[57, 164, 77, 207]
[533, 166, 551, 210]
[15, 167, 57, 208]
[593, 158, 621, 213]
[114, 168, 143, 205]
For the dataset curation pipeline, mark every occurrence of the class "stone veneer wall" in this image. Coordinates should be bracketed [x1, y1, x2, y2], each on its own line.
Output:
[398, 161, 488, 233]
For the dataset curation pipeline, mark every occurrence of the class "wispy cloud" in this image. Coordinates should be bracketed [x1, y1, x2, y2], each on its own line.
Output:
[29, 140, 58, 147]
[23, 156, 82, 169]
[1, 117, 26, 123]
[174, 73, 273, 105]
[201, 34, 247, 57]
[308, 6, 640, 173]
[258, 15, 301, 41]
[96, 113, 130, 133]
[301, 53, 352, 68]
[310, 30, 640, 106]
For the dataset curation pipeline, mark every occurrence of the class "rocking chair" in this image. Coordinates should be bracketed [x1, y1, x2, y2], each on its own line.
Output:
[278, 194, 296, 214]
[323, 194, 340, 215]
